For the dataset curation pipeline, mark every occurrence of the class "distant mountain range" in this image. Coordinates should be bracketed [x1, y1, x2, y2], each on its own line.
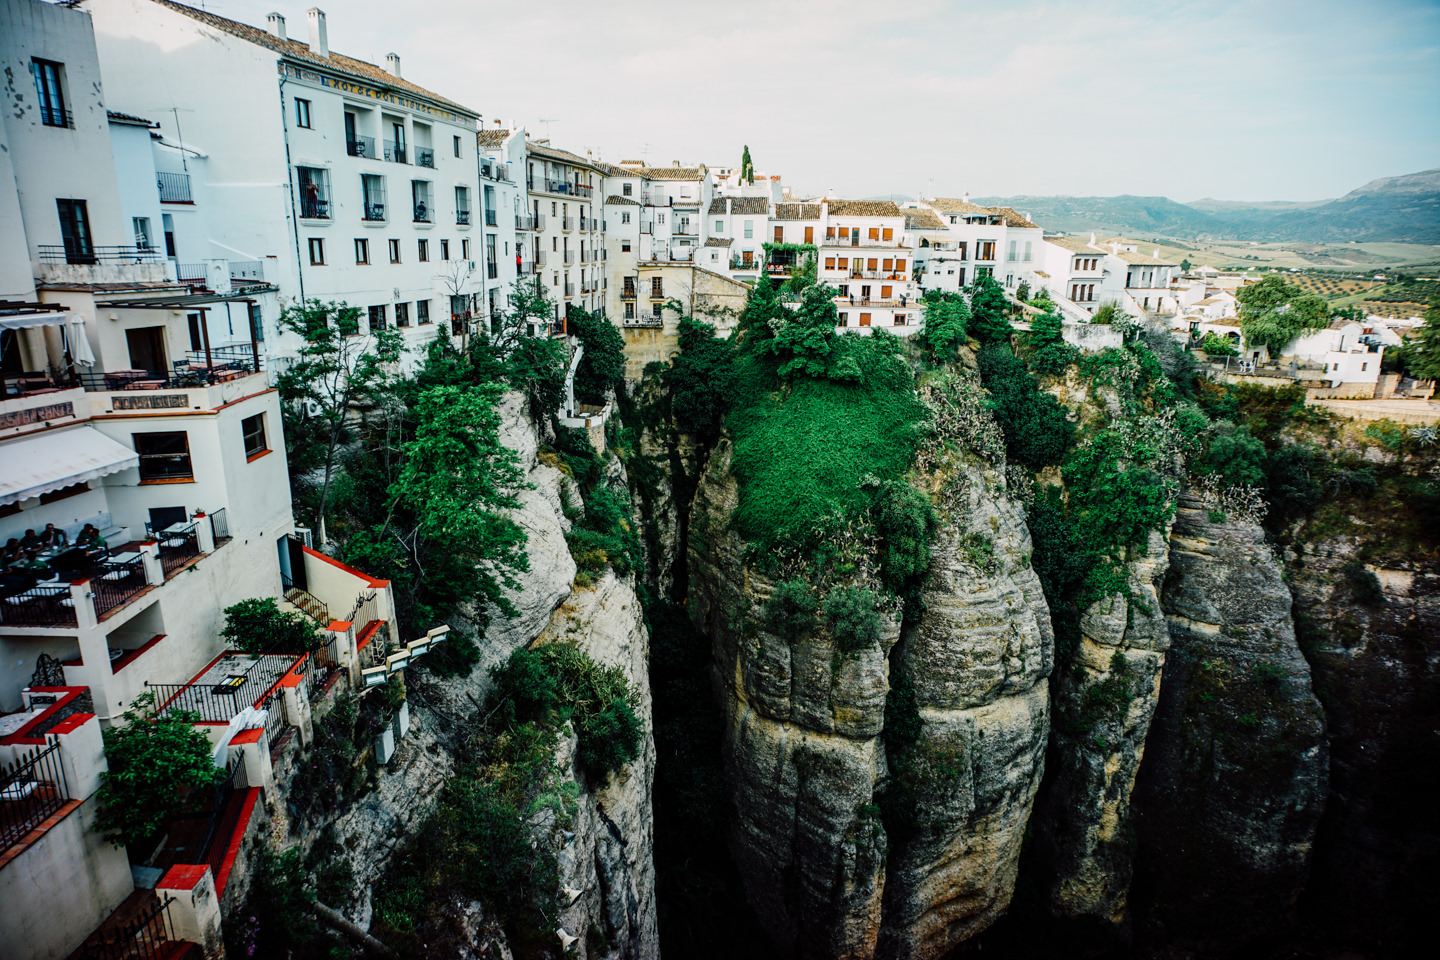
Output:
[972, 168, 1440, 244]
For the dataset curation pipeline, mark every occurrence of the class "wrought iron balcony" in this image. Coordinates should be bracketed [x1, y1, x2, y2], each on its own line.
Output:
[485, 210, 498, 227]
[37, 244, 164, 265]
[363, 203, 386, 221]
[157, 172, 192, 203]
[415, 147, 435, 168]
[347, 136, 376, 158]
[383, 140, 408, 163]
[456, 209, 471, 225]
[413, 203, 432, 223]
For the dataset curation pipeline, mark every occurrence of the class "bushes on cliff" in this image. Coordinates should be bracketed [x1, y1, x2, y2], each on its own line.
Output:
[920, 290, 970, 361]
[666, 317, 736, 444]
[1196, 421, 1267, 488]
[1026, 310, 1079, 377]
[968, 273, 1013, 344]
[872, 481, 937, 590]
[568, 307, 626, 405]
[763, 579, 818, 635]
[977, 344, 1074, 470]
[824, 586, 883, 652]
[220, 597, 318, 655]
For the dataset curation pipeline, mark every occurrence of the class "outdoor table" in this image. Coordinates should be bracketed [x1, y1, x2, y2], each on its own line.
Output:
[215, 674, 248, 693]
[2, 584, 70, 604]
[105, 551, 141, 565]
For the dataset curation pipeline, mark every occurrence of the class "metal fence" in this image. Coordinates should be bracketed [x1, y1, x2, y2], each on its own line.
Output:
[157, 524, 199, 577]
[0, 584, 77, 627]
[146, 652, 306, 725]
[78, 894, 179, 960]
[36, 244, 164, 264]
[92, 554, 148, 619]
[157, 172, 192, 203]
[1, 741, 71, 854]
[208, 508, 229, 541]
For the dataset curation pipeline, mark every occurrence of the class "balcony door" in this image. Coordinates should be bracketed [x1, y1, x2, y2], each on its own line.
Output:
[126, 326, 168, 374]
[57, 198, 94, 264]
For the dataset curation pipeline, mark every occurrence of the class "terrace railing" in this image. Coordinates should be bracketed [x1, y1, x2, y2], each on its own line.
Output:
[0, 584, 77, 627]
[415, 147, 435, 168]
[77, 895, 179, 960]
[91, 554, 148, 620]
[157, 172, 192, 203]
[1, 742, 71, 854]
[347, 135, 376, 158]
[156, 523, 200, 577]
[36, 244, 164, 265]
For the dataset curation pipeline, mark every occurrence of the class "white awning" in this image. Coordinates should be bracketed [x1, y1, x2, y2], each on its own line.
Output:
[0, 311, 75, 331]
[0, 311, 94, 366]
[0, 427, 139, 506]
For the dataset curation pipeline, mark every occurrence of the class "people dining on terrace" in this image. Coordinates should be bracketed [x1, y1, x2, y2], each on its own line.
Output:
[19, 528, 42, 550]
[40, 523, 67, 548]
[76, 524, 107, 556]
[2, 538, 21, 566]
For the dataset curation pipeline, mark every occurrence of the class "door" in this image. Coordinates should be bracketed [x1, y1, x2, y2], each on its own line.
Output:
[126, 327, 168, 373]
[344, 112, 357, 144]
[284, 535, 308, 591]
[773, 226, 783, 243]
[57, 199, 93, 264]
[804, 226, 813, 244]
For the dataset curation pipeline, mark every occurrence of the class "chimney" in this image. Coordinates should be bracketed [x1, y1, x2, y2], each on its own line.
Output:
[385, 53, 401, 78]
[726, 198, 732, 215]
[306, 8, 329, 58]
[1090, 232, 1096, 244]
[673, 160, 681, 168]
[266, 12, 286, 40]
[962, 191, 969, 204]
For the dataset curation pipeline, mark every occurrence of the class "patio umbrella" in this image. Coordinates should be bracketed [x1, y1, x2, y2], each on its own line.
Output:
[65, 315, 95, 366]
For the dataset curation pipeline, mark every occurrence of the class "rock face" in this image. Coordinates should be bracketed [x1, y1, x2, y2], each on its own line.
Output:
[687, 440, 1051, 959]
[1131, 493, 1328, 942]
[1030, 523, 1175, 923]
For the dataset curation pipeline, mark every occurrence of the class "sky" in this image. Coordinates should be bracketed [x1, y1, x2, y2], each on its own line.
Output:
[214, 0, 1440, 202]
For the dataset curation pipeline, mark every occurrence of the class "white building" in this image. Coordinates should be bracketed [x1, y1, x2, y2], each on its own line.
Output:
[909, 197, 1044, 294]
[472, 123, 525, 331]
[521, 138, 607, 323]
[1039, 234, 1180, 319]
[1283, 319, 1385, 391]
[81, 0, 485, 362]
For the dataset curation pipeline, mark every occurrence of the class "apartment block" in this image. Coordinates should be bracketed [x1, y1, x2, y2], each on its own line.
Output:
[520, 138, 607, 324]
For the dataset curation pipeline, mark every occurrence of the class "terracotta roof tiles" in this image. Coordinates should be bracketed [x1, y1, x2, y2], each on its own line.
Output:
[707, 197, 769, 215]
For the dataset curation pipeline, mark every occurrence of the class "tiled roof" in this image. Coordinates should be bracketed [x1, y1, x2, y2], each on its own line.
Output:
[107, 110, 156, 127]
[605, 195, 639, 205]
[527, 141, 604, 171]
[151, 1, 478, 117]
[774, 203, 822, 220]
[927, 198, 994, 215]
[477, 129, 510, 147]
[1115, 250, 1175, 266]
[704, 237, 734, 247]
[827, 200, 902, 217]
[634, 166, 704, 180]
[707, 196, 769, 215]
[904, 209, 947, 230]
[1047, 236, 1100, 254]
[990, 206, 1039, 229]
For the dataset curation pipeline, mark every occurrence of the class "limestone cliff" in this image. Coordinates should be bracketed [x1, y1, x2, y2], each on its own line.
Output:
[687, 436, 1051, 959]
[1131, 492, 1328, 944]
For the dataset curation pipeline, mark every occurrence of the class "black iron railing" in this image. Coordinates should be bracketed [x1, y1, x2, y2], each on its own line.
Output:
[39, 105, 72, 128]
[415, 147, 435, 168]
[77, 358, 260, 392]
[78, 895, 178, 960]
[347, 590, 379, 628]
[456, 209, 471, 225]
[146, 651, 306, 725]
[92, 555, 148, 619]
[0, 583, 77, 627]
[157, 524, 199, 577]
[37, 244, 164, 265]
[209, 508, 230, 541]
[413, 203, 431, 223]
[383, 140, 407, 163]
[157, 172, 192, 203]
[485, 210, 498, 227]
[1, 742, 71, 854]
[363, 203, 386, 221]
[347, 135, 375, 158]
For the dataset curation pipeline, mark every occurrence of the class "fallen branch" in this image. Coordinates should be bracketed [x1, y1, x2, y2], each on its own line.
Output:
[313, 901, 399, 958]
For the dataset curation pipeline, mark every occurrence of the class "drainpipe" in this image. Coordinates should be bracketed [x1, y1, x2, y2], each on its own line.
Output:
[278, 74, 306, 304]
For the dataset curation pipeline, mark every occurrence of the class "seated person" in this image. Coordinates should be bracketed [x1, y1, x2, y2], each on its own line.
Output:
[40, 523, 67, 548]
[76, 524, 107, 554]
[19, 529, 42, 550]
[2, 538, 21, 566]
[16, 550, 51, 574]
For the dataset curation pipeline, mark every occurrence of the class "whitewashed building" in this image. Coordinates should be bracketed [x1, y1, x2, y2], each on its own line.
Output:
[1039, 234, 1179, 319]
[909, 197, 1044, 294]
[521, 139, 607, 323]
[471, 124, 525, 333]
[81, 0, 484, 362]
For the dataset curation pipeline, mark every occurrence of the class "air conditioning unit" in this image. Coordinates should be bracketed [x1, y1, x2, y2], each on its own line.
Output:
[293, 526, 314, 549]
[304, 399, 323, 417]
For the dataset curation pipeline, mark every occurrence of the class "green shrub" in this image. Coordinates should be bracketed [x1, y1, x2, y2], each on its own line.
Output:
[416, 629, 480, 678]
[666, 317, 736, 443]
[567, 308, 626, 405]
[872, 482, 936, 590]
[221, 597, 318, 655]
[978, 344, 1075, 470]
[1200, 332, 1238, 357]
[1197, 422, 1266, 488]
[762, 579, 818, 635]
[824, 587, 883, 652]
[968, 274, 1013, 344]
[1343, 559, 1384, 605]
[919, 290, 970, 360]
[576, 697, 644, 778]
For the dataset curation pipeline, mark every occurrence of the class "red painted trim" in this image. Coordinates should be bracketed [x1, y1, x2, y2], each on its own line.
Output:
[245, 448, 272, 463]
[255, 653, 307, 708]
[158, 864, 209, 892]
[354, 619, 382, 651]
[46, 713, 93, 736]
[214, 788, 261, 894]
[112, 634, 166, 674]
[154, 651, 229, 714]
[300, 545, 389, 587]
[1, 688, 87, 745]
[325, 619, 353, 633]
[230, 727, 264, 745]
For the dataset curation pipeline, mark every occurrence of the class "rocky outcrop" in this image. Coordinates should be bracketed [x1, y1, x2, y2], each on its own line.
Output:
[1131, 493, 1328, 943]
[1030, 523, 1175, 923]
[687, 440, 1051, 959]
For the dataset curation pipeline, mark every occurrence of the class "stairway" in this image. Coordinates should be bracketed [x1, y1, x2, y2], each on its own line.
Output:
[284, 587, 330, 625]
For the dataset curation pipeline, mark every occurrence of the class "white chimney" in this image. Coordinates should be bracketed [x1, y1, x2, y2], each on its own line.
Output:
[1090, 232, 1097, 244]
[266, 12, 286, 40]
[962, 191, 969, 204]
[385, 53, 401, 78]
[306, 8, 329, 58]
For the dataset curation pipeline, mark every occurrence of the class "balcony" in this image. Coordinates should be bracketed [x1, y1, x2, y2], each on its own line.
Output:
[534, 250, 546, 267]
[561, 217, 575, 232]
[383, 140, 408, 163]
[456, 209, 471, 225]
[836, 269, 907, 281]
[298, 185, 331, 221]
[78, 352, 262, 395]
[485, 210, 498, 227]
[543, 179, 591, 198]
[36, 244, 164, 266]
[823, 233, 904, 248]
[564, 283, 576, 297]
[486, 259, 499, 280]
[363, 202, 386, 222]
[674, 226, 698, 237]
[415, 147, 435, 168]
[480, 158, 511, 181]
[648, 286, 665, 300]
[516, 214, 539, 231]
[347, 135, 376, 158]
[413, 203, 432, 224]
[563, 251, 575, 264]
[38, 104, 72, 128]
[157, 172, 192, 204]
[730, 257, 758, 271]
[620, 286, 636, 300]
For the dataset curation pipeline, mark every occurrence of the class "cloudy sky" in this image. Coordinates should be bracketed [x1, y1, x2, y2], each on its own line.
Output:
[218, 0, 1439, 201]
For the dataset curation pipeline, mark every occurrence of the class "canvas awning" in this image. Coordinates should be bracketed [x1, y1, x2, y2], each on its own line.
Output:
[0, 427, 139, 506]
[0, 311, 94, 366]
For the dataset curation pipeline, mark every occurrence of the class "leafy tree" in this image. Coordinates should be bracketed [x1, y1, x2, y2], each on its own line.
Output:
[472, 278, 568, 417]
[240, 847, 318, 952]
[740, 144, 755, 185]
[1028, 310, 1078, 377]
[1196, 422, 1266, 487]
[96, 694, 223, 848]
[1200, 331, 1239, 356]
[920, 290, 970, 361]
[1015, 281, 1031, 302]
[872, 481, 936, 590]
[968, 273, 1012, 344]
[1180, 258, 1192, 272]
[768, 283, 856, 380]
[567, 308, 626, 406]
[221, 597, 318, 655]
[824, 586, 883, 652]
[737, 271, 786, 347]
[274, 300, 404, 544]
[1265, 443, 1323, 525]
[665, 317, 736, 444]
[1236, 274, 1330, 353]
[1406, 295, 1440, 380]
[978, 344, 1074, 469]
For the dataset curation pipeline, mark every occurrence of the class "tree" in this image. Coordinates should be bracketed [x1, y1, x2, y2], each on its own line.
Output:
[740, 145, 754, 185]
[767, 283, 852, 380]
[1235, 274, 1330, 353]
[1407, 295, 1440, 380]
[1028, 310, 1078, 376]
[1015, 281, 1031, 302]
[436, 259, 477, 350]
[920, 290, 970, 361]
[1197, 422, 1266, 487]
[467, 278, 567, 417]
[567, 308, 626, 406]
[96, 694, 223, 849]
[221, 597, 318, 655]
[968, 273, 1012, 344]
[275, 300, 404, 545]
[1180, 258, 1192, 273]
[666, 317, 736, 444]
[1200, 331, 1239, 357]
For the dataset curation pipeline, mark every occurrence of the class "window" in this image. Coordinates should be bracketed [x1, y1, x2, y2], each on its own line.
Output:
[859, 313, 872, 327]
[418, 239, 429, 262]
[621, 240, 631, 252]
[355, 238, 370, 264]
[441, 239, 450, 261]
[651, 277, 664, 298]
[715, 219, 724, 233]
[242, 414, 268, 459]
[462, 238, 471, 259]
[455, 186, 470, 224]
[297, 167, 330, 219]
[453, 135, 462, 157]
[652, 302, 663, 318]
[1024, 241, 1033, 262]
[1008, 240, 1017, 262]
[308, 238, 325, 265]
[295, 97, 312, 128]
[412, 181, 432, 222]
[624, 302, 636, 319]
[978, 241, 996, 261]
[623, 183, 633, 196]
[825, 258, 836, 270]
[368, 305, 387, 330]
[135, 432, 193, 481]
[839, 312, 849, 326]
[31, 59, 69, 127]
[881, 285, 892, 299]
[839, 257, 849, 271]
[389, 238, 401, 263]
[362, 174, 387, 220]
[56, 199, 93, 263]
[249, 303, 264, 342]
[187, 313, 202, 352]
[657, 212, 665, 224]
[773, 225, 782, 243]
[417, 300, 431, 325]
[883, 259, 894, 271]
[868, 228, 879, 240]
[396, 302, 410, 327]
[621, 212, 631, 224]
[896, 259, 906, 273]
[744, 220, 753, 239]
[133, 217, 152, 250]
[882, 228, 893, 241]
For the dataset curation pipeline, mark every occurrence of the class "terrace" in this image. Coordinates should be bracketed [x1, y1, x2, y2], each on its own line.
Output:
[145, 650, 308, 750]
